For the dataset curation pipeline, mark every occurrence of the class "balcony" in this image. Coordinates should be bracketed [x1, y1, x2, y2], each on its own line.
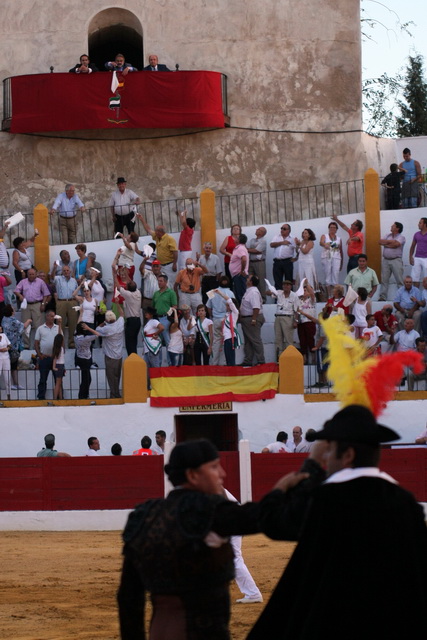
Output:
[2, 71, 229, 139]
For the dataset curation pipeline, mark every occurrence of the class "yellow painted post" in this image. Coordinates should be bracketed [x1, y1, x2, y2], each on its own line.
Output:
[278, 345, 304, 394]
[364, 168, 381, 280]
[122, 353, 148, 403]
[200, 188, 217, 253]
[33, 204, 50, 273]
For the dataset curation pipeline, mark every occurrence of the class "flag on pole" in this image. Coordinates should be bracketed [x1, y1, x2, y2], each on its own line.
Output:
[109, 95, 121, 109]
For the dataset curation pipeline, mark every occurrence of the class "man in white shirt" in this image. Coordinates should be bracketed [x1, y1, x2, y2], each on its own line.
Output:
[262, 431, 290, 453]
[270, 223, 297, 289]
[391, 318, 420, 352]
[109, 177, 141, 235]
[152, 430, 166, 455]
[287, 426, 310, 453]
[86, 436, 100, 456]
[248, 227, 267, 301]
[239, 275, 265, 366]
[83, 310, 125, 398]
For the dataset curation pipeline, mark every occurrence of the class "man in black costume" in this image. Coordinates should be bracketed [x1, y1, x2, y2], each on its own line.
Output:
[117, 440, 269, 640]
[248, 405, 427, 640]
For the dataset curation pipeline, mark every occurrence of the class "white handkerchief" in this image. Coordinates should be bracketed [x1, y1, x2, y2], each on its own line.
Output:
[265, 278, 278, 296]
[296, 278, 307, 297]
[143, 244, 154, 259]
[20, 298, 28, 310]
[206, 290, 216, 300]
[5, 212, 24, 228]
[114, 232, 121, 239]
[343, 285, 358, 307]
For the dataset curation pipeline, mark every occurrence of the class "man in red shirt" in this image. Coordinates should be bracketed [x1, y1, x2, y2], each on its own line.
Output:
[176, 209, 196, 270]
[331, 214, 364, 272]
[374, 304, 398, 351]
[133, 436, 154, 456]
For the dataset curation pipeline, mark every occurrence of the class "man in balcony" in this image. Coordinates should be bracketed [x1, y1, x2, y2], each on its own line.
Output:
[69, 54, 98, 74]
[105, 54, 137, 75]
[143, 54, 171, 72]
[109, 177, 141, 235]
[50, 184, 85, 244]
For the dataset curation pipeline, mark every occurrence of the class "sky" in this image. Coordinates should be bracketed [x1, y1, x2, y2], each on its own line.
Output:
[361, 0, 427, 81]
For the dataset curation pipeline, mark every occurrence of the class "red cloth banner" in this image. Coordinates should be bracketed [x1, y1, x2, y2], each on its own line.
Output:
[149, 364, 279, 407]
[9, 71, 225, 133]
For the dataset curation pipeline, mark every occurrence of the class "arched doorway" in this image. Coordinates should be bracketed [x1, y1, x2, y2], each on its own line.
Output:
[88, 8, 143, 71]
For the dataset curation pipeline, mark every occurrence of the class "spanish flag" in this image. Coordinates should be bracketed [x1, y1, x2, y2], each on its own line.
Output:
[150, 364, 279, 407]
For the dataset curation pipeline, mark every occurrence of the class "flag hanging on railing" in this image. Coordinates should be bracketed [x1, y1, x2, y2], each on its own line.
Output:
[149, 364, 279, 407]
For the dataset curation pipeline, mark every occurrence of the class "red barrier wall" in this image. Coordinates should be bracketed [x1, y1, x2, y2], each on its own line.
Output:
[251, 449, 427, 502]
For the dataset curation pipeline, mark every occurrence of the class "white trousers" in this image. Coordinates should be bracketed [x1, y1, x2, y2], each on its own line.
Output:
[231, 535, 262, 599]
[0, 358, 11, 395]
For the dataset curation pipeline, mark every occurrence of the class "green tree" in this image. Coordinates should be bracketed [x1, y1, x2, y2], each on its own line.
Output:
[396, 54, 427, 137]
[362, 73, 403, 137]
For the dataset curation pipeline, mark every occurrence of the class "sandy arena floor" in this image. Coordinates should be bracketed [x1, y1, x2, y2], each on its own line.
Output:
[0, 531, 296, 640]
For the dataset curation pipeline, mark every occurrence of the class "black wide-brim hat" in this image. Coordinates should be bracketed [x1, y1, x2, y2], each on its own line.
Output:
[306, 405, 400, 445]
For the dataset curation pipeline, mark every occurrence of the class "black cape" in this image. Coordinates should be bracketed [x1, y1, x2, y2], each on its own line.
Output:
[249, 476, 427, 640]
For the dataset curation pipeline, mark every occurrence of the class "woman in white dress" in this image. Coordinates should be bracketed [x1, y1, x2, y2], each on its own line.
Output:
[295, 228, 317, 289]
[319, 221, 343, 297]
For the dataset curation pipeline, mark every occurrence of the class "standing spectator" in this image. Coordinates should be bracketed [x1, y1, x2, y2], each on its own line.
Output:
[14, 268, 51, 348]
[73, 244, 93, 279]
[287, 425, 310, 452]
[399, 147, 421, 208]
[153, 274, 178, 357]
[344, 254, 379, 298]
[420, 277, 427, 338]
[109, 177, 141, 235]
[267, 280, 299, 359]
[378, 222, 406, 301]
[319, 221, 343, 297]
[407, 338, 427, 390]
[214, 289, 240, 366]
[1, 304, 31, 389]
[381, 163, 405, 210]
[12, 231, 38, 285]
[331, 214, 364, 272]
[152, 430, 166, 455]
[34, 312, 62, 400]
[73, 280, 98, 331]
[295, 228, 318, 289]
[83, 309, 125, 399]
[352, 287, 371, 338]
[133, 436, 154, 455]
[391, 318, 420, 352]
[139, 258, 162, 310]
[297, 282, 317, 363]
[37, 270, 56, 314]
[174, 258, 206, 314]
[74, 322, 96, 399]
[247, 227, 267, 301]
[50, 184, 85, 244]
[137, 214, 178, 286]
[37, 433, 70, 457]
[206, 277, 235, 365]
[0, 269, 12, 321]
[194, 304, 213, 365]
[50, 249, 74, 280]
[229, 234, 249, 305]
[179, 305, 196, 365]
[142, 306, 164, 370]
[0, 323, 12, 399]
[270, 223, 297, 289]
[86, 436, 100, 456]
[116, 231, 140, 280]
[198, 242, 222, 303]
[262, 432, 290, 454]
[0, 221, 10, 269]
[219, 224, 242, 282]
[168, 308, 184, 366]
[112, 252, 141, 356]
[239, 275, 265, 367]
[393, 276, 422, 331]
[54, 265, 78, 348]
[52, 333, 65, 400]
[176, 209, 195, 270]
[409, 217, 427, 287]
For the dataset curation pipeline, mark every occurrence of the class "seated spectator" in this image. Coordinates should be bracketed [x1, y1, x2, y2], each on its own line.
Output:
[111, 443, 122, 456]
[393, 276, 422, 332]
[198, 242, 222, 303]
[390, 318, 420, 352]
[105, 54, 137, 74]
[176, 209, 195, 270]
[133, 436, 154, 455]
[1, 304, 31, 390]
[74, 322, 96, 399]
[0, 323, 12, 399]
[361, 315, 383, 356]
[374, 305, 398, 350]
[262, 431, 290, 453]
[86, 436, 100, 456]
[37, 433, 70, 457]
[50, 249, 74, 280]
[344, 254, 378, 298]
[323, 285, 349, 318]
[174, 258, 207, 315]
[15, 268, 51, 349]
[12, 231, 38, 285]
[407, 338, 427, 390]
[179, 305, 196, 365]
[143, 54, 171, 71]
[69, 54, 98, 74]
[194, 304, 213, 365]
[34, 312, 63, 400]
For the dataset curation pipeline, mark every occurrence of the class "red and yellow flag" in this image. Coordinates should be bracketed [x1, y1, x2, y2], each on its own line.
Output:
[149, 364, 279, 407]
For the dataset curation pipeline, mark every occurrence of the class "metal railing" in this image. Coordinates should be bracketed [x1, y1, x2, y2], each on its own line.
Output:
[0, 367, 114, 401]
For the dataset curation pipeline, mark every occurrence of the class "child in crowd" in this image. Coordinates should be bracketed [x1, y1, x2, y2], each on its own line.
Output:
[168, 308, 184, 366]
[352, 287, 371, 338]
[176, 209, 196, 270]
[361, 314, 383, 356]
[52, 333, 65, 400]
[194, 304, 213, 365]
[381, 163, 406, 210]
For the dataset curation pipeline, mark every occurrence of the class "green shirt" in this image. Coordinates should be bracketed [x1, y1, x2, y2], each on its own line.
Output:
[344, 266, 379, 293]
[37, 448, 58, 457]
[152, 288, 177, 316]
